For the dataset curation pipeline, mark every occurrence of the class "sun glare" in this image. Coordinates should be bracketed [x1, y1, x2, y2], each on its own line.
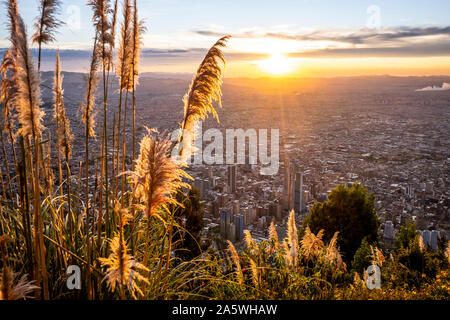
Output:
[257, 53, 295, 75]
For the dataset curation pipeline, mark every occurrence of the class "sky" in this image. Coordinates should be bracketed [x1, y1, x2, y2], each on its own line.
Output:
[1, 0, 450, 77]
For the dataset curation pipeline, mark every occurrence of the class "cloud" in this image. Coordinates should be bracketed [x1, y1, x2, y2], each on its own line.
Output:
[191, 25, 450, 59]
[193, 26, 450, 45]
[288, 41, 450, 58]
[415, 83, 450, 91]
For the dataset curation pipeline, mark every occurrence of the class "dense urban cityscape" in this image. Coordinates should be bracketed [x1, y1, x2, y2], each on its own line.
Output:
[32, 72, 449, 257]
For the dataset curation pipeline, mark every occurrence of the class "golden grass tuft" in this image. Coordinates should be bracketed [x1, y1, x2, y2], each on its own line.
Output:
[324, 231, 345, 270]
[301, 226, 324, 260]
[178, 35, 230, 161]
[12, 16, 44, 139]
[116, 0, 133, 91]
[286, 210, 298, 266]
[0, 267, 39, 300]
[81, 38, 100, 138]
[53, 49, 73, 158]
[227, 240, 244, 285]
[268, 221, 279, 251]
[370, 245, 385, 267]
[249, 258, 259, 287]
[128, 128, 191, 219]
[244, 229, 258, 256]
[32, 0, 63, 70]
[99, 232, 149, 299]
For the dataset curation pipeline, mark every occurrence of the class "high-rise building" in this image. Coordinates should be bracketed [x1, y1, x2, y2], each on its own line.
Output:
[211, 199, 220, 218]
[283, 158, 290, 209]
[233, 200, 240, 216]
[303, 190, 310, 206]
[219, 193, 228, 207]
[220, 208, 231, 238]
[228, 223, 236, 242]
[248, 207, 257, 223]
[256, 206, 263, 218]
[422, 230, 431, 246]
[258, 216, 267, 230]
[234, 214, 244, 241]
[283, 158, 297, 210]
[227, 165, 237, 193]
[292, 172, 304, 214]
[430, 230, 440, 250]
[242, 207, 249, 225]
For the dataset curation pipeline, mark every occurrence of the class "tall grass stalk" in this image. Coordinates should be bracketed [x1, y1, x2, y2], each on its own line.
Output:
[32, 0, 63, 72]
[53, 49, 73, 239]
[88, 0, 115, 244]
[10, 0, 49, 297]
[177, 35, 230, 161]
[131, 0, 145, 171]
[115, 0, 133, 197]
[81, 34, 100, 299]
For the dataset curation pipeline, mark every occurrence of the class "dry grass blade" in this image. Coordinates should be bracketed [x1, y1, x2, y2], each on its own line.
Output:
[301, 226, 324, 260]
[131, 0, 146, 88]
[32, 0, 63, 71]
[286, 210, 298, 265]
[53, 49, 73, 158]
[111, 0, 119, 47]
[324, 231, 345, 269]
[99, 232, 149, 299]
[8, 3, 49, 298]
[249, 258, 259, 287]
[178, 35, 230, 161]
[32, 0, 63, 45]
[268, 221, 279, 251]
[0, 50, 18, 135]
[12, 16, 44, 139]
[130, 0, 146, 170]
[370, 245, 385, 267]
[116, 0, 133, 91]
[32, 0, 63, 44]
[81, 39, 100, 138]
[0, 266, 39, 300]
[227, 240, 243, 285]
[88, 0, 114, 66]
[1, 50, 17, 102]
[244, 230, 258, 256]
[128, 128, 191, 218]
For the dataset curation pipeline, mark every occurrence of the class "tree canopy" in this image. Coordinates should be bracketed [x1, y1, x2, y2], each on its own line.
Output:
[302, 183, 380, 263]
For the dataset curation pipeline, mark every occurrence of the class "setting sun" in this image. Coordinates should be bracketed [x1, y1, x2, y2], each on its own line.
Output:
[257, 53, 296, 75]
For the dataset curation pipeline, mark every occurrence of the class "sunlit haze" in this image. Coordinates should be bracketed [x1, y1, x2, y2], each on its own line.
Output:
[1, 0, 450, 77]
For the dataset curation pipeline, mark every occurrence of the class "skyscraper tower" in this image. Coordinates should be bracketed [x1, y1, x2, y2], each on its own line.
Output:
[292, 172, 304, 214]
[283, 158, 297, 210]
[234, 214, 244, 241]
[227, 165, 237, 193]
[283, 158, 290, 210]
[220, 208, 231, 238]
